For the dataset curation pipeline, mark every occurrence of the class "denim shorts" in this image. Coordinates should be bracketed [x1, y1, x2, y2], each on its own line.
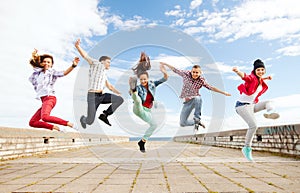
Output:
[235, 101, 250, 108]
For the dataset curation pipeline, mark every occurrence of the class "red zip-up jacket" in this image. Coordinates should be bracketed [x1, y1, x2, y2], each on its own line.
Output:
[237, 71, 268, 104]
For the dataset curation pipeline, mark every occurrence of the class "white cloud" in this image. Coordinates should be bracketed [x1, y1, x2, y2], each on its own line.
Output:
[170, 0, 300, 55]
[190, 0, 203, 10]
[154, 54, 200, 69]
[0, 0, 107, 57]
[183, 20, 198, 27]
[175, 18, 185, 26]
[204, 62, 233, 73]
[174, 5, 181, 10]
[108, 15, 157, 31]
[165, 5, 186, 17]
[276, 45, 300, 56]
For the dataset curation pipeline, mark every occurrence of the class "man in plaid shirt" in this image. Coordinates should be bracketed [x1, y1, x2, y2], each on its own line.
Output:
[160, 62, 231, 130]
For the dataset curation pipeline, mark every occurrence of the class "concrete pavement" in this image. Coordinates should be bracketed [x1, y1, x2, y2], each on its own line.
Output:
[0, 141, 299, 193]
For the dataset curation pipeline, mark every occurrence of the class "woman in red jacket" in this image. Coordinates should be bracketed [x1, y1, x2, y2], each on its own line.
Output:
[233, 59, 279, 161]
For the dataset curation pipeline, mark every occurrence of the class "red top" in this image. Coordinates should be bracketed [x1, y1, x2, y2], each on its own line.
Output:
[143, 90, 154, 109]
[237, 71, 268, 103]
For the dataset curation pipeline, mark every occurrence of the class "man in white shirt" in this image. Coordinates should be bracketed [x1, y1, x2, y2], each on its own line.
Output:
[75, 39, 124, 128]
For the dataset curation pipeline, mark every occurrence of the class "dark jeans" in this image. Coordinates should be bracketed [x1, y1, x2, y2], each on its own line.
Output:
[83, 92, 124, 125]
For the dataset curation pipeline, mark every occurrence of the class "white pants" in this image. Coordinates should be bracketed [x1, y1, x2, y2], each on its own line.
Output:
[235, 100, 274, 147]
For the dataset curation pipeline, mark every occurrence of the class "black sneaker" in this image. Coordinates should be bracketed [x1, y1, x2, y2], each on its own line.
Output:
[194, 118, 205, 129]
[198, 121, 205, 129]
[80, 115, 87, 129]
[129, 76, 137, 92]
[99, 114, 111, 126]
[138, 140, 146, 153]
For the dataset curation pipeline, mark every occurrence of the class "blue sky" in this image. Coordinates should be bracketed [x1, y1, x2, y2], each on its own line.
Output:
[0, 0, 299, 137]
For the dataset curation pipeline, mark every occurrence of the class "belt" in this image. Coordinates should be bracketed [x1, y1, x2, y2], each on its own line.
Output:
[88, 91, 103, 94]
[235, 101, 250, 107]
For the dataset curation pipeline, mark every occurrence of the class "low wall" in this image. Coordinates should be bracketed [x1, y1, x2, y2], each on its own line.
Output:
[0, 127, 129, 161]
[174, 124, 300, 157]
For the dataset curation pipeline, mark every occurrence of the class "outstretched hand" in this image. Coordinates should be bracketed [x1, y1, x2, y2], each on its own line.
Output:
[75, 39, 81, 48]
[263, 75, 272, 80]
[232, 67, 239, 73]
[160, 63, 168, 80]
[160, 63, 167, 74]
[32, 48, 39, 58]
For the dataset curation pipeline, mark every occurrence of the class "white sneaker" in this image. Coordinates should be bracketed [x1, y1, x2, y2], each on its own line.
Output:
[72, 124, 79, 131]
[264, 113, 280, 119]
[129, 76, 137, 91]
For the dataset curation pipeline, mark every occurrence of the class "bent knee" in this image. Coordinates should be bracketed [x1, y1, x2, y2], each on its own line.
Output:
[180, 121, 187, 127]
[41, 115, 51, 122]
[119, 97, 124, 104]
[29, 121, 35, 127]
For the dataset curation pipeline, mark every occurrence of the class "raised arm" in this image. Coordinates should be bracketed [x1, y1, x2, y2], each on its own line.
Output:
[160, 62, 175, 71]
[160, 63, 168, 80]
[232, 67, 245, 79]
[63, 57, 80, 76]
[75, 39, 93, 64]
[29, 48, 42, 68]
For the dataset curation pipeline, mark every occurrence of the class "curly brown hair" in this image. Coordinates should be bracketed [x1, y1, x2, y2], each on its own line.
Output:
[29, 54, 54, 68]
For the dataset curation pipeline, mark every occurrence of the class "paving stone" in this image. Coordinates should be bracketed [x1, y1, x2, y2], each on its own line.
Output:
[0, 142, 298, 193]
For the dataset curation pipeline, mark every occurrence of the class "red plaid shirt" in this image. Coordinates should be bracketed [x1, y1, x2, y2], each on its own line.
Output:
[173, 68, 212, 99]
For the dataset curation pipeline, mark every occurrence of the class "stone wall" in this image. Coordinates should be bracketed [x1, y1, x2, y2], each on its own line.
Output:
[174, 124, 300, 157]
[0, 127, 129, 160]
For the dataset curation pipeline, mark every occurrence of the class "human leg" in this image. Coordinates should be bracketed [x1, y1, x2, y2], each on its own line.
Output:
[192, 96, 205, 129]
[40, 96, 68, 126]
[29, 107, 54, 130]
[193, 96, 202, 120]
[101, 93, 124, 115]
[98, 93, 124, 126]
[236, 104, 257, 161]
[84, 92, 102, 125]
[180, 100, 195, 127]
[131, 92, 155, 152]
[254, 100, 280, 119]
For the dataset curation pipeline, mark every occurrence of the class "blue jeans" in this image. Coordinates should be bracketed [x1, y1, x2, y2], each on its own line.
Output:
[180, 96, 202, 127]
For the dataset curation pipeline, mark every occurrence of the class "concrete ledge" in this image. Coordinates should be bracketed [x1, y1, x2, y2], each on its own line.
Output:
[0, 127, 129, 161]
[174, 124, 300, 157]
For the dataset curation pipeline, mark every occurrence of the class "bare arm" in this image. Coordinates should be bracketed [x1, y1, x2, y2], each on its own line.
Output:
[75, 39, 93, 64]
[160, 63, 168, 80]
[263, 75, 272, 80]
[106, 80, 121, 95]
[64, 57, 80, 76]
[210, 86, 231, 96]
[160, 62, 175, 71]
[232, 67, 245, 78]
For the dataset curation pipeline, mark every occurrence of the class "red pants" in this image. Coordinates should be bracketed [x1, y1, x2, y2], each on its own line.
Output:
[29, 96, 68, 130]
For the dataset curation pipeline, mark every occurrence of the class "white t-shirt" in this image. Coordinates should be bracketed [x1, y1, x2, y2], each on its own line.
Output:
[239, 85, 263, 103]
